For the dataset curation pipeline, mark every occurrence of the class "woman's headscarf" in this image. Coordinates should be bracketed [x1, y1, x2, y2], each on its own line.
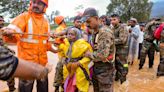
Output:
[66, 27, 82, 40]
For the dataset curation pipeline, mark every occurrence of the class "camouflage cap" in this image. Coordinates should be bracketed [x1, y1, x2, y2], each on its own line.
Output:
[81, 8, 98, 22]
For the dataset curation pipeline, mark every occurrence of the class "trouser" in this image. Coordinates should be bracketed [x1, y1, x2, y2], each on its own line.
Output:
[139, 42, 155, 68]
[7, 78, 15, 92]
[92, 62, 115, 92]
[138, 43, 142, 59]
[115, 47, 128, 84]
[18, 77, 48, 92]
[157, 58, 164, 76]
[157, 46, 164, 76]
[115, 60, 128, 84]
[53, 60, 64, 87]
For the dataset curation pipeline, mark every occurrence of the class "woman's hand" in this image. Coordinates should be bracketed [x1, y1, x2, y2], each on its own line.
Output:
[69, 62, 80, 77]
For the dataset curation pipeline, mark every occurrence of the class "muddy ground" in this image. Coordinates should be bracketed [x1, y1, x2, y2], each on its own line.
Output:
[0, 46, 164, 92]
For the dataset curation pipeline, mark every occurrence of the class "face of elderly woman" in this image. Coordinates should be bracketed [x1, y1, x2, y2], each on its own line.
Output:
[67, 29, 77, 42]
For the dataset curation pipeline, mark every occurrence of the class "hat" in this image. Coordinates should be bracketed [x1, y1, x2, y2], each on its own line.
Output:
[54, 16, 64, 25]
[130, 18, 137, 23]
[81, 8, 98, 22]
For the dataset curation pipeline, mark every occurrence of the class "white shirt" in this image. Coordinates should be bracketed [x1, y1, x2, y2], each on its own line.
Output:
[138, 31, 144, 43]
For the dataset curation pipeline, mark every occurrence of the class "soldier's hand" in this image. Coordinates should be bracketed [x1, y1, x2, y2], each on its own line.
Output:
[45, 63, 53, 73]
[84, 50, 92, 58]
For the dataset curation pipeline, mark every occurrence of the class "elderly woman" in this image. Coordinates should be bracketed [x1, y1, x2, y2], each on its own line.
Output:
[59, 27, 92, 92]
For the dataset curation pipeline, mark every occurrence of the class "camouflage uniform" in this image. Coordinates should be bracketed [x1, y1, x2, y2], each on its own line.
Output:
[53, 58, 64, 89]
[91, 25, 115, 92]
[112, 24, 129, 84]
[157, 28, 164, 76]
[0, 38, 18, 81]
[1, 17, 16, 91]
[139, 21, 160, 69]
[7, 78, 16, 92]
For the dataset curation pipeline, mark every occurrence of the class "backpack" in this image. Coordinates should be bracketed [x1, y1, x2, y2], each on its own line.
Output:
[154, 23, 164, 40]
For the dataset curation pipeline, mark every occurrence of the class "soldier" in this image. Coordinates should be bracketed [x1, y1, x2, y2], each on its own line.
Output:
[82, 8, 115, 92]
[0, 15, 16, 92]
[139, 19, 161, 70]
[157, 22, 164, 76]
[110, 14, 129, 84]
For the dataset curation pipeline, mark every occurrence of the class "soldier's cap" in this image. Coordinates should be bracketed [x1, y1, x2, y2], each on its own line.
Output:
[81, 8, 98, 22]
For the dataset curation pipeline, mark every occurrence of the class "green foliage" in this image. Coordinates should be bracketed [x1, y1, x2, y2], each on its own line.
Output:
[107, 0, 153, 22]
[0, 0, 29, 18]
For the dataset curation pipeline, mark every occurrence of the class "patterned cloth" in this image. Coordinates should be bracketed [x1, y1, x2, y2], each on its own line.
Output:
[112, 24, 129, 84]
[139, 21, 160, 68]
[91, 25, 115, 92]
[0, 38, 18, 80]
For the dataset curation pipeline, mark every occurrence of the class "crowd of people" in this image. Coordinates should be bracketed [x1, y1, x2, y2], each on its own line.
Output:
[0, 0, 164, 92]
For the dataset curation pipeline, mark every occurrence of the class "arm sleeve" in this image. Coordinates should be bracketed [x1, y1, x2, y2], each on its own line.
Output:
[93, 32, 114, 61]
[132, 27, 139, 40]
[115, 26, 128, 45]
[0, 47, 18, 80]
[3, 13, 27, 43]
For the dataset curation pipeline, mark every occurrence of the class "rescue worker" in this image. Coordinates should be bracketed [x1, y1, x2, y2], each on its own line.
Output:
[2, 0, 56, 92]
[0, 30, 51, 82]
[54, 16, 67, 44]
[139, 19, 160, 70]
[82, 8, 115, 92]
[53, 15, 67, 92]
[110, 14, 129, 84]
[157, 22, 164, 76]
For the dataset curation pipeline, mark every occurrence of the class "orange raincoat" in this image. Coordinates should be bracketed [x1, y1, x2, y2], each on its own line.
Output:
[4, 11, 51, 66]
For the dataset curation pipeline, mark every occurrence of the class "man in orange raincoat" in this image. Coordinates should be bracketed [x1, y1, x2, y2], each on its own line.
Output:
[3, 0, 56, 92]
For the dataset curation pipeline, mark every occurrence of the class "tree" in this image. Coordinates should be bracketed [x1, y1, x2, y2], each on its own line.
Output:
[0, 0, 29, 18]
[74, 4, 84, 15]
[106, 0, 153, 22]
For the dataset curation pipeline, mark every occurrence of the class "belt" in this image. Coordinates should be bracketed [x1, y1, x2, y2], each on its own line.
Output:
[65, 57, 83, 63]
